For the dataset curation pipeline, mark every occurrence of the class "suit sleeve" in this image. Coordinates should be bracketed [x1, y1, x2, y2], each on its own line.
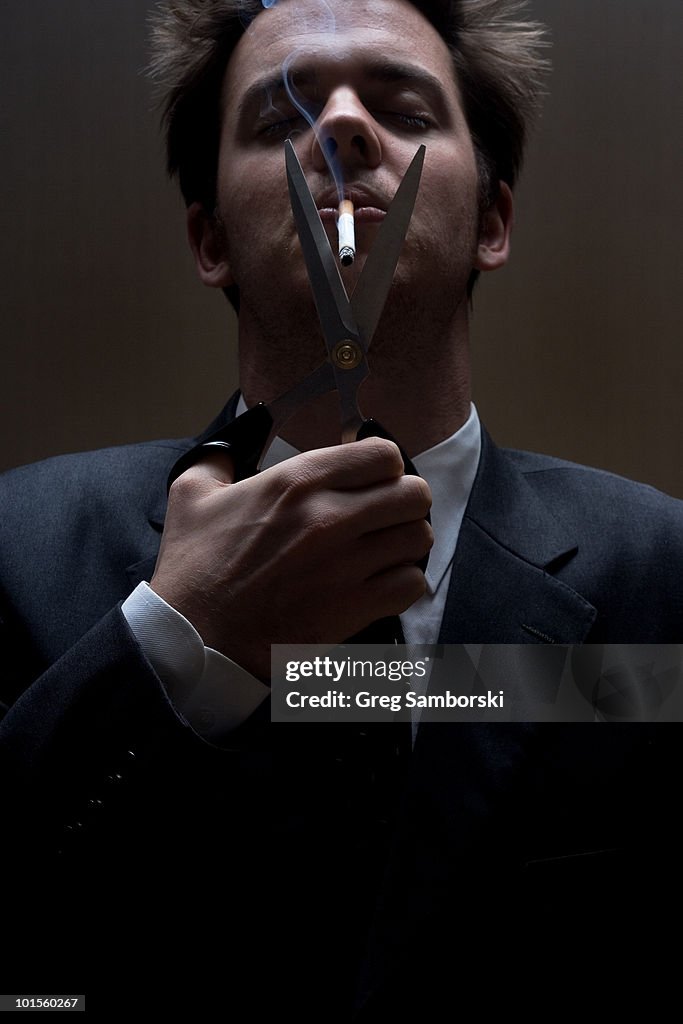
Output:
[0, 602, 262, 869]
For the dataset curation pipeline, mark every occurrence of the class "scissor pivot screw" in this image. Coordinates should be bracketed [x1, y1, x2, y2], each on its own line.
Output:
[333, 341, 362, 370]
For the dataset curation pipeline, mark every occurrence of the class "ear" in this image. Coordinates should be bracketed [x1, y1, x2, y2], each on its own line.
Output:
[187, 201, 234, 288]
[474, 181, 514, 273]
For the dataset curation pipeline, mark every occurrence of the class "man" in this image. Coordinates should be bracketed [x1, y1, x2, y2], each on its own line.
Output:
[2, 0, 682, 1017]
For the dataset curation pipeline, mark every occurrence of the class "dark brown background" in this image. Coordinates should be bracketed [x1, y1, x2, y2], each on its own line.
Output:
[2, 1, 682, 496]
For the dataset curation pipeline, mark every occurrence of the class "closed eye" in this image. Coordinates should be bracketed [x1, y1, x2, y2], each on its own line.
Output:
[376, 111, 433, 131]
[259, 114, 308, 138]
[393, 112, 431, 129]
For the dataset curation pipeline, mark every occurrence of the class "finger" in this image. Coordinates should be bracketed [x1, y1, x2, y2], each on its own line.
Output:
[362, 563, 429, 617]
[330, 474, 432, 536]
[356, 518, 434, 577]
[283, 436, 406, 491]
[294, 475, 432, 548]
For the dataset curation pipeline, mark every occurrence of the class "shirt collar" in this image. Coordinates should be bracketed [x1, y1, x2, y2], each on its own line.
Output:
[411, 404, 481, 593]
[235, 396, 481, 595]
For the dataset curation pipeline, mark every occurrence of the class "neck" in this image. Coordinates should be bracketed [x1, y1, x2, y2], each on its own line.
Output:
[237, 296, 472, 458]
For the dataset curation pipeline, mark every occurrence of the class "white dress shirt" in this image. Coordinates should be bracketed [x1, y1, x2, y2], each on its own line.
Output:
[122, 401, 481, 740]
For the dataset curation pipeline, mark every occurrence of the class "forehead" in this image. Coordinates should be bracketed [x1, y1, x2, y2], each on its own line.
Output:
[223, 0, 457, 105]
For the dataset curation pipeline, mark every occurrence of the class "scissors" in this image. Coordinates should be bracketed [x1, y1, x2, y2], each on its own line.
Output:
[168, 140, 426, 488]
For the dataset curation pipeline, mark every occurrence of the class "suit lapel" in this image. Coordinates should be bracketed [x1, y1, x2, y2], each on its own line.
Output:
[439, 427, 597, 645]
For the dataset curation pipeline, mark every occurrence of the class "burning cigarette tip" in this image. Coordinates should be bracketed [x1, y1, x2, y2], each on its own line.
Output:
[338, 199, 355, 267]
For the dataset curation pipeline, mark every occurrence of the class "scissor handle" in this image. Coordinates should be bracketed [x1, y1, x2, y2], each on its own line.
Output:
[167, 403, 274, 491]
[356, 418, 430, 573]
[167, 408, 429, 573]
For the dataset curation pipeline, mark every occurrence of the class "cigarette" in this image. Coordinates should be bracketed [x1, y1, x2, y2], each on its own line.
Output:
[337, 199, 355, 267]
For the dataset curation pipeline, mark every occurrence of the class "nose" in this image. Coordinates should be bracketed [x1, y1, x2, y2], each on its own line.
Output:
[310, 87, 382, 175]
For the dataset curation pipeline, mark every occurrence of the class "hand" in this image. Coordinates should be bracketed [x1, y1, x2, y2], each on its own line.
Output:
[150, 438, 433, 681]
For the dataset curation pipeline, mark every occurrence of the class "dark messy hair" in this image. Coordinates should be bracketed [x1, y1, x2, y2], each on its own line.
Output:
[149, 0, 549, 296]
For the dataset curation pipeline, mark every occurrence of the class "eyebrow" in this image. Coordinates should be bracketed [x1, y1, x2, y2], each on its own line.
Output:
[236, 58, 450, 122]
[237, 73, 290, 121]
[366, 60, 449, 104]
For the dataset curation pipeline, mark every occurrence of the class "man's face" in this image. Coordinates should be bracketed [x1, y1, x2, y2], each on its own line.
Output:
[207, 0, 486, 342]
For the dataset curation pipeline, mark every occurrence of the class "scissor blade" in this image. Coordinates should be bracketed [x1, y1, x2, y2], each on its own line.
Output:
[285, 140, 358, 344]
[350, 145, 425, 346]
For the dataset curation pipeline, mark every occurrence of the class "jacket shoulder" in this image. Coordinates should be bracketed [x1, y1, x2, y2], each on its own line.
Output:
[0, 438, 191, 488]
[0, 440, 191, 594]
[502, 447, 683, 530]
[0, 439, 190, 518]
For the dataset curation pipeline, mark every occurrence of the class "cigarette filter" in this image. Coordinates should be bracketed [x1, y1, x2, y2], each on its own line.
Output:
[337, 199, 355, 267]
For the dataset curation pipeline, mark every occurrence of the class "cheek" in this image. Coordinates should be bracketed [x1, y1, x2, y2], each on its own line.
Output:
[418, 161, 480, 254]
[215, 150, 292, 260]
[214, 152, 312, 307]
[217, 151, 264, 222]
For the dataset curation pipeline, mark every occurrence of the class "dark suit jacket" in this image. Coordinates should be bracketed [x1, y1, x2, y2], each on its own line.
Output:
[1, 399, 682, 1017]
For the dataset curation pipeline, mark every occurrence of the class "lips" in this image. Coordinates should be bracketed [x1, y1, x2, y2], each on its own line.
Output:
[316, 186, 387, 221]
[318, 206, 385, 225]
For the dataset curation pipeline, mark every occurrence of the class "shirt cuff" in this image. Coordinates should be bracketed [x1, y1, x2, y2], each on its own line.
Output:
[121, 581, 269, 739]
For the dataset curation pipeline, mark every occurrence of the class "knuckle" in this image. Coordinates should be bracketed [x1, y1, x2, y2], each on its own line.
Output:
[407, 566, 429, 601]
[301, 497, 338, 537]
[377, 565, 427, 614]
[417, 478, 433, 508]
[280, 445, 348, 490]
[168, 470, 201, 503]
[359, 436, 403, 472]
[381, 439, 405, 474]
[412, 519, 434, 555]
[401, 474, 432, 510]
[271, 478, 340, 539]
[422, 520, 435, 550]
[390, 568, 427, 612]
[271, 456, 318, 498]
[264, 459, 346, 539]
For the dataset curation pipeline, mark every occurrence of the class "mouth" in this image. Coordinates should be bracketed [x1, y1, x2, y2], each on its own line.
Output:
[317, 206, 385, 225]
[316, 187, 387, 224]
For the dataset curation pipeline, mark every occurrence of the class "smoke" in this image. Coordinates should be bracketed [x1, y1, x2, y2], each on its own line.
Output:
[259, 0, 346, 203]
